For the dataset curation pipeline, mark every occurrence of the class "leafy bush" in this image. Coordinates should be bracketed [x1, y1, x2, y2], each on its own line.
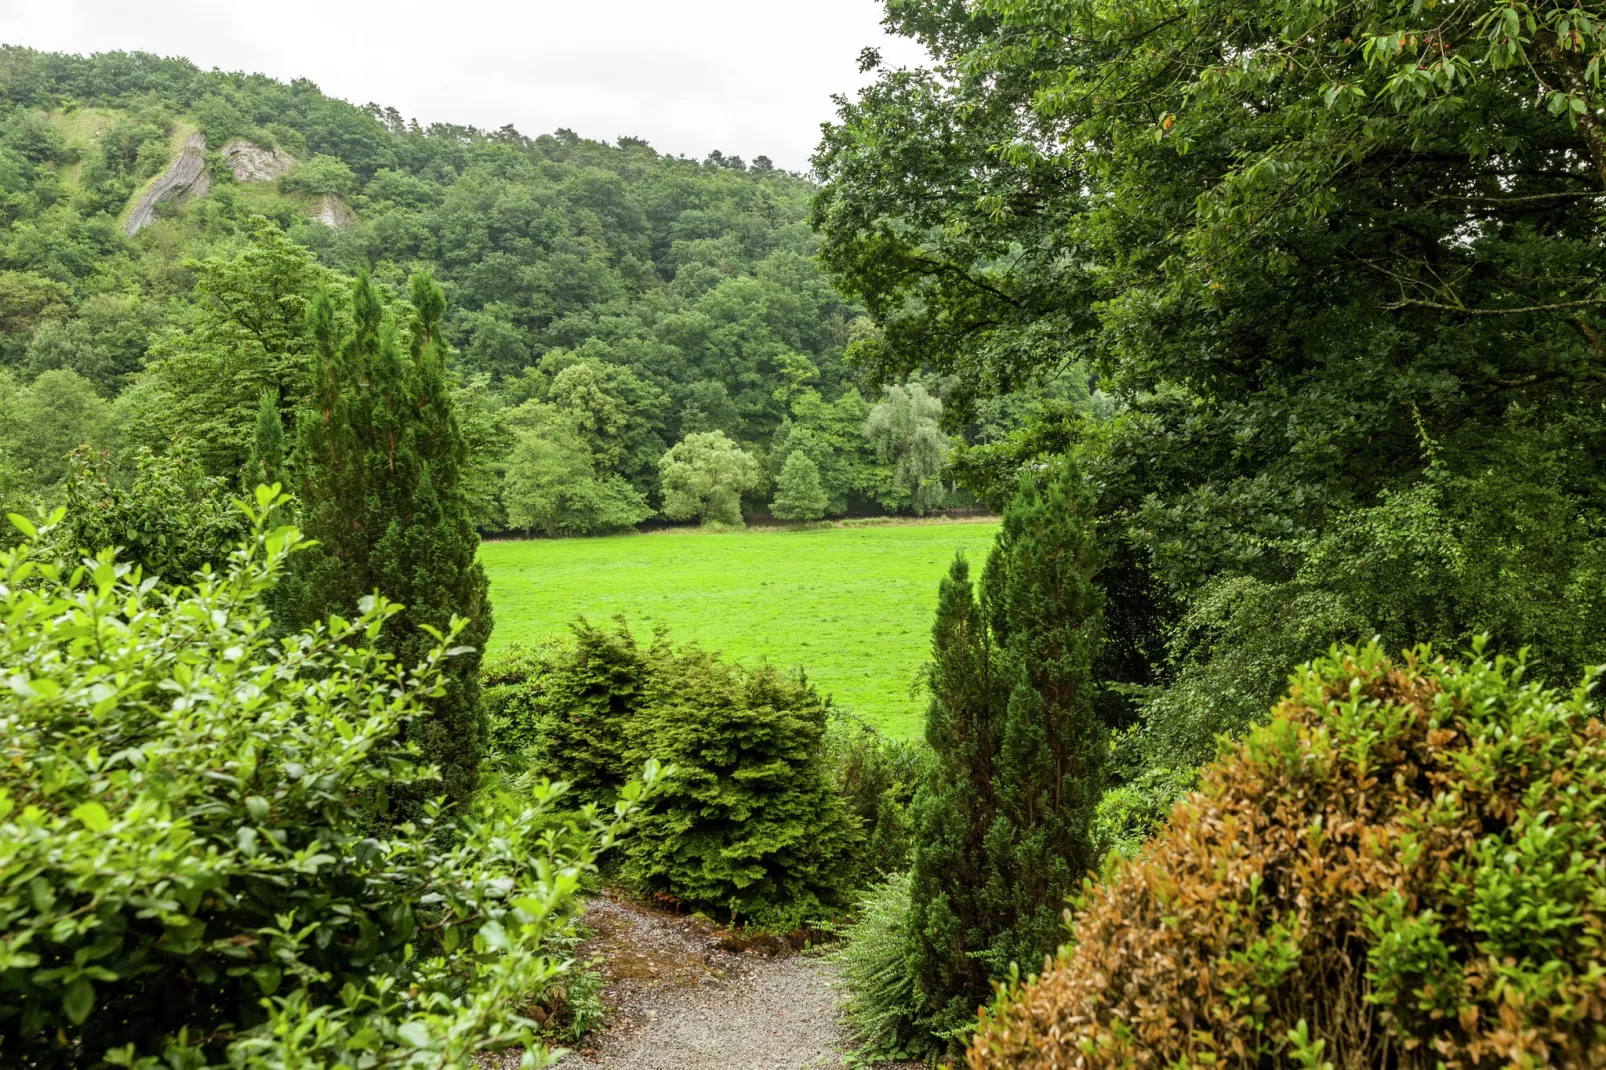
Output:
[481, 639, 563, 757]
[971, 642, 1606, 1069]
[0, 493, 660, 1068]
[823, 714, 924, 880]
[59, 445, 249, 581]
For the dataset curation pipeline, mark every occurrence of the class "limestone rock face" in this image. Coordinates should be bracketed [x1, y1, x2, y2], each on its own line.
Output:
[221, 138, 294, 182]
[124, 132, 209, 236]
[308, 194, 355, 229]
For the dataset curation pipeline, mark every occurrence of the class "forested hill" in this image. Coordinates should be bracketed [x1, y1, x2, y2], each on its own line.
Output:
[0, 46, 937, 531]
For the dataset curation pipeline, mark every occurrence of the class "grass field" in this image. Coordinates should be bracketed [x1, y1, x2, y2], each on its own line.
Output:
[479, 520, 1001, 739]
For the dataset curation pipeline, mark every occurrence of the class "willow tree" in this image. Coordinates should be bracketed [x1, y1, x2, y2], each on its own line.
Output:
[290, 270, 491, 804]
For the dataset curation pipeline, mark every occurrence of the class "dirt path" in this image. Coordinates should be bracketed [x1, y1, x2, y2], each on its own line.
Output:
[552, 892, 852, 1070]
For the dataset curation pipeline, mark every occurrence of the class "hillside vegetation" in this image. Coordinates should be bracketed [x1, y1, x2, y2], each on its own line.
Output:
[0, 46, 1049, 533]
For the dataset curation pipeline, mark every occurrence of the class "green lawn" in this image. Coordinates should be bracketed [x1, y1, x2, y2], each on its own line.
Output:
[479, 520, 1001, 739]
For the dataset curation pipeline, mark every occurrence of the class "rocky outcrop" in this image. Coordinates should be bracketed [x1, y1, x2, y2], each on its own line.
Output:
[123, 132, 209, 236]
[308, 194, 355, 229]
[221, 138, 294, 182]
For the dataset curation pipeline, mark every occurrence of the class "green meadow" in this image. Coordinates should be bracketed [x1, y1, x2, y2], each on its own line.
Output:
[480, 519, 1001, 739]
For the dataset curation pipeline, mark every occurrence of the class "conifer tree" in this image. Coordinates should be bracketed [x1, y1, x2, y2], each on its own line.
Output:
[771, 450, 828, 520]
[905, 460, 1105, 1037]
[244, 388, 285, 490]
[289, 270, 491, 804]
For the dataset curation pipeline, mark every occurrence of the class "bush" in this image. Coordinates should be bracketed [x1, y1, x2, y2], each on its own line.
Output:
[833, 873, 923, 1060]
[823, 713, 924, 880]
[970, 641, 1606, 1069]
[0, 493, 660, 1068]
[59, 445, 250, 582]
[622, 649, 860, 930]
[503, 619, 864, 929]
[481, 639, 563, 758]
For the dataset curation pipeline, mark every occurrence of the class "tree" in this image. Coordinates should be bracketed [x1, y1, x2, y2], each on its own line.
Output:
[135, 222, 326, 475]
[814, 0, 1606, 815]
[244, 387, 286, 489]
[863, 383, 950, 514]
[289, 270, 491, 804]
[4, 368, 115, 489]
[905, 462, 1104, 1044]
[770, 449, 828, 520]
[501, 401, 652, 536]
[658, 430, 760, 526]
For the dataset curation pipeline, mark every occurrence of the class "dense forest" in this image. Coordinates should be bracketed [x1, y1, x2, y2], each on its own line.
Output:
[7, 1, 1606, 1065]
[0, 45, 1013, 538]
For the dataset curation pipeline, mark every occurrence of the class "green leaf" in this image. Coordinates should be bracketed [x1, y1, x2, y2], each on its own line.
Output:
[72, 802, 111, 834]
[7, 513, 37, 539]
[396, 1021, 435, 1049]
[63, 978, 94, 1025]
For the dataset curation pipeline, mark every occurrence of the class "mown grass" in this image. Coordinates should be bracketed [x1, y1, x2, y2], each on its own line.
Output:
[479, 519, 1001, 739]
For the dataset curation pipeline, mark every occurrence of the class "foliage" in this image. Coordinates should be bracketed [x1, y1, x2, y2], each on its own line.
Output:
[771, 449, 828, 521]
[833, 873, 923, 1062]
[903, 463, 1104, 1047]
[0, 367, 115, 490]
[480, 639, 563, 758]
[658, 430, 761, 526]
[288, 270, 491, 804]
[502, 618, 862, 929]
[0, 492, 662, 1069]
[279, 153, 357, 198]
[501, 402, 652, 536]
[816, 0, 1606, 831]
[822, 714, 924, 881]
[535, 619, 655, 806]
[771, 386, 879, 516]
[863, 383, 950, 514]
[0, 48, 963, 532]
[59, 444, 249, 580]
[620, 646, 861, 930]
[971, 641, 1606, 1069]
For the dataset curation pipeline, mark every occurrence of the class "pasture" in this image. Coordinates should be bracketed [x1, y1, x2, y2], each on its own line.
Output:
[479, 519, 1001, 739]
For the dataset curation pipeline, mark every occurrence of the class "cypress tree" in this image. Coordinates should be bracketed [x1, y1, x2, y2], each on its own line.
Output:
[244, 388, 285, 490]
[289, 270, 491, 804]
[905, 460, 1104, 1038]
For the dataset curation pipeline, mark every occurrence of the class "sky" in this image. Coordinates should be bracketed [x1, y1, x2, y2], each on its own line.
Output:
[0, 0, 930, 172]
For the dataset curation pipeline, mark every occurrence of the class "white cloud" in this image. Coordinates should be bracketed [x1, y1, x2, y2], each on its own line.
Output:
[0, 0, 928, 170]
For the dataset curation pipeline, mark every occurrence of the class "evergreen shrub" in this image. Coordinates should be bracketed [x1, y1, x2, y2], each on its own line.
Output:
[481, 639, 563, 757]
[833, 873, 922, 1061]
[971, 642, 1606, 1069]
[499, 620, 864, 929]
[0, 494, 659, 1068]
[622, 647, 859, 929]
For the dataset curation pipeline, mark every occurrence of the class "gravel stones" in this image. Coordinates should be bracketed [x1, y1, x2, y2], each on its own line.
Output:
[554, 892, 848, 1070]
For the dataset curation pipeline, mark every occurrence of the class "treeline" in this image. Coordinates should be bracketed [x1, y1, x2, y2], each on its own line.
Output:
[0, 46, 1050, 532]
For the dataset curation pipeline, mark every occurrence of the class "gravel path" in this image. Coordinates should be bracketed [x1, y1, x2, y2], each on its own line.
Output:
[553, 891, 850, 1070]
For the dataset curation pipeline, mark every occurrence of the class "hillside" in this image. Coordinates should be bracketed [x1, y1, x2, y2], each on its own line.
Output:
[0, 46, 937, 528]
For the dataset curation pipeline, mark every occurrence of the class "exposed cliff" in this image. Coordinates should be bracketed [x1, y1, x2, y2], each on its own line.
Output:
[221, 138, 293, 182]
[308, 194, 355, 228]
[123, 132, 208, 235]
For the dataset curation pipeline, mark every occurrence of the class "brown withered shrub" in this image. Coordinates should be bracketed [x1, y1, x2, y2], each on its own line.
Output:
[970, 641, 1606, 1069]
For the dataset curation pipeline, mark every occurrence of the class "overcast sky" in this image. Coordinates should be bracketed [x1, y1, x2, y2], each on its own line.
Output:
[0, 0, 929, 171]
